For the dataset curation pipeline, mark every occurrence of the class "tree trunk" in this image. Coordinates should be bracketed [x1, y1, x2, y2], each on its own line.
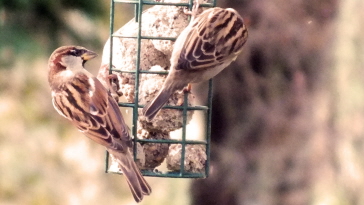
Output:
[191, 0, 364, 204]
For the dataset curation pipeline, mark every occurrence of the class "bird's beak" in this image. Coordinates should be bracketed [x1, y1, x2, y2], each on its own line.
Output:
[81, 50, 98, 61]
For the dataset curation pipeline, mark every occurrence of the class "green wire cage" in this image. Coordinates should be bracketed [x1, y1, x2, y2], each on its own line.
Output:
[104, 0, 216, 178]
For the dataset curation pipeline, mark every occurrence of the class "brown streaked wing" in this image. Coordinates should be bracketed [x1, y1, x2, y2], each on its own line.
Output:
[52, 91, 72, 120]
[52, 72, 131, 152]
[176, 8, 246, 71]
[85, 77, 132, 151]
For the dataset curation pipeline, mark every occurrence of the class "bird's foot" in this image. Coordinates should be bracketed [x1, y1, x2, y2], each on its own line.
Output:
[183, 83, 192, 93]
[107, 73, 120, 102]
[184, 0, 200, 20]
[177, 84, 192, 106]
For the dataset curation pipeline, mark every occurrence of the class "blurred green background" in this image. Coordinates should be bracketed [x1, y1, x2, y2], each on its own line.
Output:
[1, 0, 364, 205]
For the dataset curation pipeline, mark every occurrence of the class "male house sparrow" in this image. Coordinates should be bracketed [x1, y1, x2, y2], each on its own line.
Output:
[142, 5, 248, 121]
[48, 46, 151, 202]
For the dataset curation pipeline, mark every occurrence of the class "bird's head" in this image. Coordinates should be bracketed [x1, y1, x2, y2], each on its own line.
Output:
[48, 46, 97, 85]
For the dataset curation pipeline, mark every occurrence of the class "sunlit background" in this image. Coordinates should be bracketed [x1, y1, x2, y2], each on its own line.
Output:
[1, 0, 364, 204]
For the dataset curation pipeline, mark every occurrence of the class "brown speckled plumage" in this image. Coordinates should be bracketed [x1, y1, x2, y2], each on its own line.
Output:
[143, 5, 248, 121]
[48, 46, 151, 202]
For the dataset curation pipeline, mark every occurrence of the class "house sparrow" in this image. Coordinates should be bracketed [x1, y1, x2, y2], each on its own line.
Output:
[142, 5, 248, 121]
[48, 46, 151, 202]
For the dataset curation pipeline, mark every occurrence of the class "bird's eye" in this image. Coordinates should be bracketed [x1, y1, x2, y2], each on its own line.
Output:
[69, 49, 82, 56]
[69, 50, 77, 56]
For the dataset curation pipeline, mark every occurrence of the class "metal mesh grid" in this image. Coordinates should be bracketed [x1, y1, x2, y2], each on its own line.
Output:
[105, 0, 216, 178]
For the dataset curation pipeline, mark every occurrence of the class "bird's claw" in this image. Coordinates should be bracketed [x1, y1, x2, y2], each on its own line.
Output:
[107, 74, 120, 102]
[176, 84, 192, 106]
[183, 83, 192, 93]
[183, 0, 200, 20]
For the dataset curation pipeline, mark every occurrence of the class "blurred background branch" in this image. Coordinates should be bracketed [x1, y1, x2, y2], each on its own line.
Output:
[0, 0, 106, 68]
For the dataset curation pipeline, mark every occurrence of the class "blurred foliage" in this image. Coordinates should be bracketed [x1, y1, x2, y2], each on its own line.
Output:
[0, 1, 190, 204]
[0, 0, 107, 68]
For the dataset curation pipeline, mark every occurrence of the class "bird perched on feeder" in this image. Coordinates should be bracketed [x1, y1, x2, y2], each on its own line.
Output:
[142, 3, 248, 121]
[47, 46, 151, 202]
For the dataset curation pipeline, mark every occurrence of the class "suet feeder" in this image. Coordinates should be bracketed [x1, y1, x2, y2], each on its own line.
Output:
[103, 0, 216, 179]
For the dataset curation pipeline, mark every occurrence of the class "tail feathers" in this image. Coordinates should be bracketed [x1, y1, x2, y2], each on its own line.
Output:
[142, 88, 173, 121]
[110, 151, 151, 202]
